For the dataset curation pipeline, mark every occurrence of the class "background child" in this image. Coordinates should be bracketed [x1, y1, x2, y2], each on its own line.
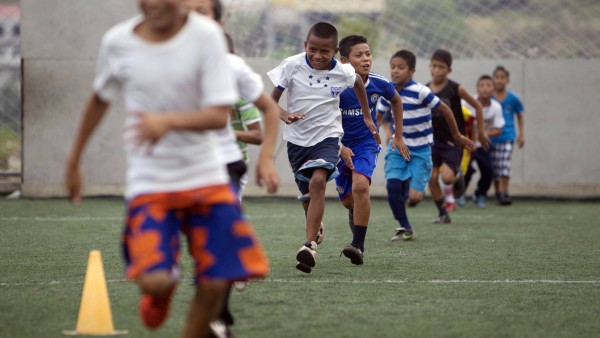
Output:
[336, 35, 407, 265]
[427, 49, 488, 224]
[268, 22, 375, 273]
[377, 50, 473, 241]
[492, 65, 525, 205]
[65, 3, 269, 337]
[462, 75, 505, 208]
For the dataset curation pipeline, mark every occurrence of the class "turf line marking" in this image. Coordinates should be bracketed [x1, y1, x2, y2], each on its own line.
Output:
[0, 216, 123, 222]
[2, 279, 599, 287]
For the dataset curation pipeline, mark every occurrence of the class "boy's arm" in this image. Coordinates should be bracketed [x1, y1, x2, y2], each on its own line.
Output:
[234, 102, 263, 145]
[270, 87, 304, 124]
[435, 102, 475, 152]
[234, 122, 262, 145]
[65, 93, 110, 204]
[389, 91, 410, 160]
[459, 85, 489, 149]
[353, 76, 381, 145]
[253, 92, 281, 194]
[516, 113, 525, 148]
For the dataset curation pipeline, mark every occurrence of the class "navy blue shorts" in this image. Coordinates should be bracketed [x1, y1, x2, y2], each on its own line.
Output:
[432, 141, 462, 174]
[287, 137, 341, 195]
[335, 144, 379, 200]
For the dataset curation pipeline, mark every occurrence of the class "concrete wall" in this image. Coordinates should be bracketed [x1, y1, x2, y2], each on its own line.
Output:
[21, 0, 600, 198]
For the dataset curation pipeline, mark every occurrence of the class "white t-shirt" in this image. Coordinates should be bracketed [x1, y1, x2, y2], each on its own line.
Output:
[267, 53, 356, 147]
[93, 12, 238, 198]
[216, 53, 265, 165]
[463, 97, 505, 147]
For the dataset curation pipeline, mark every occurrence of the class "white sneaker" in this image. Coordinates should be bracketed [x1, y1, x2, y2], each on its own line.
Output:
[295, 241, 317, 273]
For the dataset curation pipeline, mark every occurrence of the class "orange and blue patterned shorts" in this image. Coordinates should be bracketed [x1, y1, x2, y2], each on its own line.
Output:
[122, 184, 268, 283]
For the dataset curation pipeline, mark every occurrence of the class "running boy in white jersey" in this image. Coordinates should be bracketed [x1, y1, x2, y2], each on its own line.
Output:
[377, 50, 474, 241]
[336, 35, 408, 265]
[65, 2, 268, 336]
[268, 22, 376, 273]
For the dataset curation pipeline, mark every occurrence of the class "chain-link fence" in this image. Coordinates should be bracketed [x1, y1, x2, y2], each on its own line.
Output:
[0, 3, 20, 187]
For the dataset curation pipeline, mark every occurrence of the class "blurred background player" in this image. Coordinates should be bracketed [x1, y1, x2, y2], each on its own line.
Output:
[268, 22, 376, 273]
[65, 2, 269, 337]
[336, 35, 407, 264]
[377, 50, 472, 241]
[426, 49, 487, 224]
[462, 75, 505, 208]
[491, 65, 525, 205]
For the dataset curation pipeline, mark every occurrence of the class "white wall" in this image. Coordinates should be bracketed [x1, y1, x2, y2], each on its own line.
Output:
[21, 0, 600, 198]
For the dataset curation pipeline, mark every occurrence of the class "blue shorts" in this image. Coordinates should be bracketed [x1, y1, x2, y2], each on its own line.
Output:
[335, 145, 380, 200]
[122, 185, 269, 283]
[384, 144, 432, 192]
[287, 137, 341, 195]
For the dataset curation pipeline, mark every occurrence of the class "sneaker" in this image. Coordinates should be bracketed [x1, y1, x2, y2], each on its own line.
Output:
[341, 244, 363, 265]
[457, 194, 467, 206]
[474, 195, 486, 208]
[391, 227, 414, 242]
[315, 222, 325, 245]
[296, 241, 317, 273]
[209, 319, 232, 338]
[499, 193, 512, 206]
[453, 170, 466, 198]
[432, 214, 451, 224]
[446, 202, 456, 212]
[139, 284, 177, 329]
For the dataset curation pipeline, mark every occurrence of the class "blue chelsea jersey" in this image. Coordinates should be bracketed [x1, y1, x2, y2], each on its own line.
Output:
[339, 73, 395, 149]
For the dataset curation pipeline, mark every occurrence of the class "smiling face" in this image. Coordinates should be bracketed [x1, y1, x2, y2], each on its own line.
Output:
[390, 56, 414, 87]
[138, 0, 183, 33]
[342, 43, 371, 82]
[304, 34, 338, 70]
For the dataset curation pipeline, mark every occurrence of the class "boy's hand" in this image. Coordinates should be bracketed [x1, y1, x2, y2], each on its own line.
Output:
[478, 130, 490, 150]
[283, 113, 305, 125]
[133, 112, 170, 145]
[364, 119, 381, 145]
[340, 146, 355, 170]
[392, 135, 410, 161]
[65, 163, 83, 205]
[456, 134, 476, 152]
[517, 134, 525, 148]
[256, 157, 279, 194]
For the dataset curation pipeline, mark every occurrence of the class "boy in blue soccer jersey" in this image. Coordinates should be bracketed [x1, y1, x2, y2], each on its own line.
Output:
[336, 35, 408, 265]
[492, 65, 524, 205]
[268, 22, 377, 273]
[427, 49, 487, 224]
[377, 50, 474, 241]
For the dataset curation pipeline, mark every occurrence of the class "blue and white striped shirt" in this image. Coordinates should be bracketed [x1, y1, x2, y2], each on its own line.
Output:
[377, 79, 440, 150]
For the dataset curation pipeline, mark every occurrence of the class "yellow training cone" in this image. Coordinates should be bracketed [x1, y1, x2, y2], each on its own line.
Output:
[63, 250, 127, 336]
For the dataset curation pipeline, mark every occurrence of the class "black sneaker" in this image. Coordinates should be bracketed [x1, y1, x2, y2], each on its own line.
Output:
[499, 193, 512, 206]
[340, 244, 363, 265]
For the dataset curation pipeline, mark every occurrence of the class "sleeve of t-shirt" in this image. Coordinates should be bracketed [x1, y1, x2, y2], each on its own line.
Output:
[492, 101, 506, 128]
[376, 97, 391, 116]
[234, 57, 264, 103]
[93, 33, 121, 103]
[197, 24, 238, 108]
[340, 62, 357, 88]
[239, 100, 262, 126]
[420, 86, 441, 110]
[513, 93, 524, 114]
[267, 57, 290, 91]
[382, 80, 396, 101]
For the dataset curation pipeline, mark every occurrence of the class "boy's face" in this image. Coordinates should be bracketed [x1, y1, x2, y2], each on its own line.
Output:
[493, 71, 509, 91]
[138, 0, 182, 31]
[429, 59, 451, 84]
[390, 56, 414, 86]
[477, 79, 494, 99]
[304, 34, 339, 71]
[341, 43, 372, 80]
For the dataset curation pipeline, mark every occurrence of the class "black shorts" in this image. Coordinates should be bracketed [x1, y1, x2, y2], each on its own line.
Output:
[431, 141, 463, 174]
[287, 137, 341, 195]
[227, 160, 247, 195]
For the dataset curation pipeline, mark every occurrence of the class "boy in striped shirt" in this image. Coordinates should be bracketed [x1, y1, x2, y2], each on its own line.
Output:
[377, 50, 473, 241]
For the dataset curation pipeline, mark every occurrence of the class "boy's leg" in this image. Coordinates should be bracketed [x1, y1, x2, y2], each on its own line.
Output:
[384, 147, 415, 241]
[183, 280, 230, 338]
[305, 168, 328, 242]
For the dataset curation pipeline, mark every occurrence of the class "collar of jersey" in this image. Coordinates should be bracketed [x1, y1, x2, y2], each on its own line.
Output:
[404, 79, 417, 88]
[305, 53, 337, 70]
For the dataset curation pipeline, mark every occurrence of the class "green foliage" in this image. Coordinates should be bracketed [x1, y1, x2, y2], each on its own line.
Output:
[0, 125, 19, 169]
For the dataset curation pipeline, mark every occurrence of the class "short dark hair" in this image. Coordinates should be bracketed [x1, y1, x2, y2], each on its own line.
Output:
[493, 65, 510, 78]
[392, 50, 416, 70]
[212, 0, 224, 22]
[478, 74, 493, 84]
[431, 49, 453, 68]
[306, 22, 338, 47]
[339, 35, 367, 58]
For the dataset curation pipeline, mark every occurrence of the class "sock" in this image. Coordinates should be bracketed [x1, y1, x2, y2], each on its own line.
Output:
[386, 179, 412, 230]
[442, 182, 455, 204]
[435, 198, 448, 216]
[351, 225, 367, 252]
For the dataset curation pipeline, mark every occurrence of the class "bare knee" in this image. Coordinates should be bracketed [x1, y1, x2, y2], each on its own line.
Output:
[408, 190, 424, 205]
[309, 171, 328, 194]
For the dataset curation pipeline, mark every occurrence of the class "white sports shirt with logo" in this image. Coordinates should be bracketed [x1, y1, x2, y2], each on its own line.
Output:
[93, 12, 238, 198]
[267, 53, 356, 147]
